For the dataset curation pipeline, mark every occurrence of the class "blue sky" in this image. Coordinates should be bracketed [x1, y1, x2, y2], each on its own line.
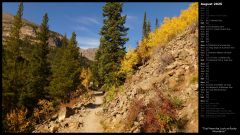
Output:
[3, 2, 192, 49]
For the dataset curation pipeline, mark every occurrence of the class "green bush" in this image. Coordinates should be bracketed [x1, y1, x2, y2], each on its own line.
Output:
[104, 85, 116, 103]
[170, 96, 184, 109]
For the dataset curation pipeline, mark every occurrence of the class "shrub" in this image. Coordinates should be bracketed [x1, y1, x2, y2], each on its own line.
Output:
[33, 99, 55, 124]
[104, 85, 116, 103]
[5, 107, 32, 133]
[170, 96, 184, 109]
[125, 99, 144, 129]
[143, 92, 177, 132]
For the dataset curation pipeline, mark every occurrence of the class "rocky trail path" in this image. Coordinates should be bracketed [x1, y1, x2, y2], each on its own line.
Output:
[79, 91, 104, 132]
[33, 91, 105, 133]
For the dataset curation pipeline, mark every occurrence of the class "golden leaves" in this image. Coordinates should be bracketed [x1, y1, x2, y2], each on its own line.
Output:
[80, 68, 92, 88]
[120, 3, 198, 76]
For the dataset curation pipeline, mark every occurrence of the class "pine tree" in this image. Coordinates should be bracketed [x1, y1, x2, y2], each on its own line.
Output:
[49, 32, 81, 103]
[147, 20, 151, 35]
[142, 11, 147, 39]
[2, 2, 26, 111]
[61, 34, 68, 47]
[93, 2, 129, 88]
[2, 4, 38, 131]
[155, 18, 159, 30]
[35, 13, 51, 99]
[67, 32, 81, 91]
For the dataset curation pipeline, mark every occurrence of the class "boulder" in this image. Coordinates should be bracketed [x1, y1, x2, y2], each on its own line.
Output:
[58, 107, 75, 122]
[51, 113, 58, 121]
[50, 123, 59, 133]
[168, 77, 177, 89]
[133, 127, 141, 133]
[178, 50, 189, 60]
[78, 121, 84, 128]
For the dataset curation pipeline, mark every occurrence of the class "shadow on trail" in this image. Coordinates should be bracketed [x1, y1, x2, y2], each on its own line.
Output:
[84, 103, 102, 109]
[93, 92, 105, 96]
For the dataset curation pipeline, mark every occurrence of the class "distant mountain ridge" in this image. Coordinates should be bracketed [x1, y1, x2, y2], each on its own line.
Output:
[2, 13, 97, 61]
[2, 13, 63, 47]
[79, 48, 98, 61]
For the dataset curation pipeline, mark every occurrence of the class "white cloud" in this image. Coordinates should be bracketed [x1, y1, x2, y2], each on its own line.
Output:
[70, 16, 100, 25]
[126, 15, 138, 20]
[72, 25, 92, 33]
[77, 37, 100, 49]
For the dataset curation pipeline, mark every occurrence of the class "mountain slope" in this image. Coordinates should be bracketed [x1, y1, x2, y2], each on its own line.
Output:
[79, 48, 98, 61]
[3, 13, 97, 60]
[101, 24, 198, 133]
[2, 13, 63, 47]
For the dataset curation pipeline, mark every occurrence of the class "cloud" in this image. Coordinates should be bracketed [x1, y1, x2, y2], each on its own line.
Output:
[70, 16, 101, 25]
[77, 37, 100, 49]
[72, 25, 92, 33]
[126, 15, 138, 21]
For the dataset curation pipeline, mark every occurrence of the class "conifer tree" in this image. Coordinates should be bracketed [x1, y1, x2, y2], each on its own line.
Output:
[155, 18, 159, 30]
[61, 34, 68, 47]
[32, 13, 51, 99]
[93, 2, 129, 88]
[147, 20, 151, 35]
[49, 32, 81, 103]
[142, 11, 147, 39]
[2, 2, 26, 111]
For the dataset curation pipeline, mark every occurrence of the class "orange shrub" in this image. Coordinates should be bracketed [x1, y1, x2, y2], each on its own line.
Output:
[33, 99, 55, 123]
[6, 107, 31, 133]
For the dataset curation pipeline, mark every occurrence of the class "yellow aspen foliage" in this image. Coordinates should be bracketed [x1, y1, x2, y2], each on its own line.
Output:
[120, 3, 198, 76]
[119, 47, 139, 76]
[147, 2, 198, 49]
[80, 68, 92, 88]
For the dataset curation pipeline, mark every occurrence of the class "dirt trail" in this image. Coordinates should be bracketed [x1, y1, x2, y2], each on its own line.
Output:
[33, 91, 105, 133]
[79, 91, 104, 133]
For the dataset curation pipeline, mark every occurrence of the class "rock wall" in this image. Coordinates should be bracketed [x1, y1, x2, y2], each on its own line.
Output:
[79, 48, 98, 61]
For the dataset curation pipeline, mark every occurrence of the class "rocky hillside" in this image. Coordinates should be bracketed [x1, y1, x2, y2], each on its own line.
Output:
[79, 48, 98, 61]
[101, 24, 198, 133]
[2, 13, 63, 47]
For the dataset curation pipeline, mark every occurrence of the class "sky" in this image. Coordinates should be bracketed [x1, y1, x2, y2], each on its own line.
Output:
[3, 2, 192, 49]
